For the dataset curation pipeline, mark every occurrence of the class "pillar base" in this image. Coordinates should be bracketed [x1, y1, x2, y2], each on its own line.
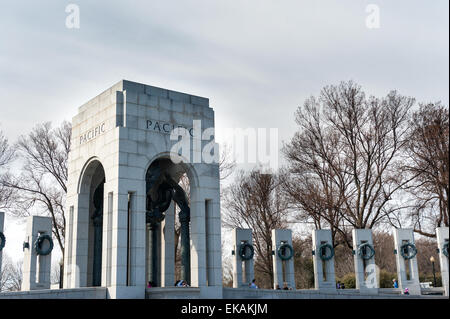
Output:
[107, 286, 145, 299]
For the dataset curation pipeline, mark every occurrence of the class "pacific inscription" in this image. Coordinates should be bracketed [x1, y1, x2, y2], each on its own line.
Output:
[79, 123, 106, 145]
[146, 119, 194, 137]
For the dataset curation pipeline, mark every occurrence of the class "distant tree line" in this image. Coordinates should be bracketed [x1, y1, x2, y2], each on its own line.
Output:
[223, 81, 448, 288]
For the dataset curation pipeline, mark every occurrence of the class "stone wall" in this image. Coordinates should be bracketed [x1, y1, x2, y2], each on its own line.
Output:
[222, 287, 446, 299]
[0, 286, 445, 299]
[146, 287, 201, 299]
[0, 287, 107, 299]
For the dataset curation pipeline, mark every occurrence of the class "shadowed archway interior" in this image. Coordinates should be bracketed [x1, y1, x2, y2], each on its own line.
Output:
[79, 159, 106, 287]
[145, 158, 192, 286]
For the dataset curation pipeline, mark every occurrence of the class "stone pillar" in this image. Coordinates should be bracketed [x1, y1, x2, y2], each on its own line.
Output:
[272, 229, 296, 290]
[352, 229, 378, 293]
[22, 216, 53, 291]
[101, 185, 114, 288]
[312, 229, 336, 291]
[108, 185, 145, 298]
[203, 190, 223, 298]
[232, 228, 254, 288]
[63, 199, 76, 289]
[148, 222, 159, 285]
[160, 201, 175, 287]
[70, 191, 90, 289]
[393, 228, 421, 295]
[0, 212, 4, 277]
[189, 182, 223, 299]
[189, 197, 207, 288]
[436, 227, 449, 296]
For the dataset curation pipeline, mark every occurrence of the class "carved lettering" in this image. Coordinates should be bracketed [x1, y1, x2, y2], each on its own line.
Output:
[146, 119, 193, 137]
[79, 122, 106, 145]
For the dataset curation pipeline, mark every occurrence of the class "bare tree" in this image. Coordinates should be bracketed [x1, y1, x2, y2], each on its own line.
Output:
[0, 128, 15, 210]
[334, 244, 355, 277]
[292, 236, 315, 289]
[0, 255, 9, 292]
[223, 169, 290, 288]
[2, 121, 71, 255]
[219, 142, 236, 181]
[0, 254, 22, 292]
[372, 231, 396, 273]
[51, 260, 63, 286]
[283, 81, 415, 248]
[221, 239, 234, 287]
[280, 164, 348, 247]
[401, 103, 449, 237]
[415, 237, 441, 276]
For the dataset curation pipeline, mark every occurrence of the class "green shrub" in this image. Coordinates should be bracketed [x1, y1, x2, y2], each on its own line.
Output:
[337, 273, 356, 289]
[419, 273, 442, 287]
[338, 270, 397, 288]
[335, 270, 443, 289]
[379, 270, 397, 288]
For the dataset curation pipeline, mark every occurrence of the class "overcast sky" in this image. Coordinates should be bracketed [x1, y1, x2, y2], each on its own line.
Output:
[0, 1, 448, 262]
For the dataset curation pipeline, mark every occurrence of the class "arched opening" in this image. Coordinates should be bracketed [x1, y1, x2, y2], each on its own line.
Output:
[145, 157, 193, 287]
[78, 159, 105, 287]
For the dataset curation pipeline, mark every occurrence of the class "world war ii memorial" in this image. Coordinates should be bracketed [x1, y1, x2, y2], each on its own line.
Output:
[0, 3, 449, 317]
[0, 80, 448, 300]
